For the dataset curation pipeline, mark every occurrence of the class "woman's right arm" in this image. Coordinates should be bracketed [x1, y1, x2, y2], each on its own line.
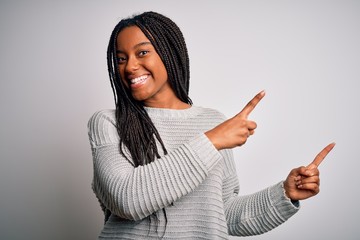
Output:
[88, 110, 222, 221]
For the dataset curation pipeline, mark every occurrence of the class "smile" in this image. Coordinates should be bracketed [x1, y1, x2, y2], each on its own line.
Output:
[130, 75, 149, 86]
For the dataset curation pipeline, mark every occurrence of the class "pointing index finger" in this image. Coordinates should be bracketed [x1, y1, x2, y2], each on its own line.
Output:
[307, 142, 336, 168]
[238, 90, 266, 118]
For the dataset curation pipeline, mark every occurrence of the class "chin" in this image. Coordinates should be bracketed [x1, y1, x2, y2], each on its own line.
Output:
[132, 94, 148, 102]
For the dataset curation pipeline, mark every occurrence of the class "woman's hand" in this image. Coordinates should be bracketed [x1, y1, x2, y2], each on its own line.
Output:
[284, 143, 336, 201]
[205, 91, 265, 150]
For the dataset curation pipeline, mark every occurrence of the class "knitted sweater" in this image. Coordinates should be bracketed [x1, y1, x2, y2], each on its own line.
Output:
[87, 106, 300, 239]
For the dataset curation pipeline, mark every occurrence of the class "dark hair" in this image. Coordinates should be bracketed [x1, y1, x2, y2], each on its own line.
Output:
[106, 11, 192, 236]
[107, 11, 192, 168]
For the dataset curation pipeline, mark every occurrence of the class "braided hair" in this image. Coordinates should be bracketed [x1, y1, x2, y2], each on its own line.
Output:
[107, 11, 192, 167]
[106, 12, 192, 236]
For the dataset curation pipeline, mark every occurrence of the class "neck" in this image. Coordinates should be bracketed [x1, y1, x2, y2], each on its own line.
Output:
[143, 95, 191, 109]
[144, 99, 190, 109]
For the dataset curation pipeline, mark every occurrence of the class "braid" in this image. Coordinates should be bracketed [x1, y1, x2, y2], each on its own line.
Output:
[106, 11, 191, 237]
[135, 12, 191, 104]
[107, 12, 191, 167]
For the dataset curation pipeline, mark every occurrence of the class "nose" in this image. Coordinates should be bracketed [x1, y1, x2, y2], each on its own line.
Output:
[125, 56, 139, 73]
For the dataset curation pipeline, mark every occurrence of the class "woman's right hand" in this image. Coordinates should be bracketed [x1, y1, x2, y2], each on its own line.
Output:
[205, 91, 265, 150]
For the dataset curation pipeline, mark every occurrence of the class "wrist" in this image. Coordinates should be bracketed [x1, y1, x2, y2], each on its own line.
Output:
[204, 131, 221, 150]
[283, 181, 294, 200]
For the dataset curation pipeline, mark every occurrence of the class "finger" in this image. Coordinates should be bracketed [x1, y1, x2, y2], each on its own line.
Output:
[296, 166, 307, 175]
[297, 183, 320, 193]
[306, 168, 319, 177]
[296, 176, 320, 186]
[247, 120, 257, 131]
[299, 167, 319, 177]
[238, 90, 265, 118]
[307, 142, 336, 168]
[289, 167, 303, 178]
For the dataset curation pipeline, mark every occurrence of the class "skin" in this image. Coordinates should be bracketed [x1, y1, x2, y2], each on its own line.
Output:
[116, 26, 190, 109]
[116, 26, 335, 202]
[284, 142, 335, 200]
[205, 91, 335, 201]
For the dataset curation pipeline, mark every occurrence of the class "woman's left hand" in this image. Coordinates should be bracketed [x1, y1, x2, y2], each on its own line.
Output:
[284, 143, 335, 201]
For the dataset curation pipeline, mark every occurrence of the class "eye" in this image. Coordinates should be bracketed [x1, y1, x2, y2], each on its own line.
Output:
[117, 56, 127, 64]
[138, 50, 149, 57]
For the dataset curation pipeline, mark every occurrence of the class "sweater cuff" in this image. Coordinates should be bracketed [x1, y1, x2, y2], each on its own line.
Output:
[187, 133, 222, 171]
[269, 181, 300, 220]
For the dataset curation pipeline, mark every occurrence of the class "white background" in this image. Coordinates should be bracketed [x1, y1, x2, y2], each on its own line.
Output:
[1, 0, 359, 239]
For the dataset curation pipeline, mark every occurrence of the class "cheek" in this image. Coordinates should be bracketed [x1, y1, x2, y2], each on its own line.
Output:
[160, 62, 168, 78]
[118, 65, 125, 77]
[118, 66, 129, 88]
[154, 60, 168, 81]
[146, 54, 167, 77]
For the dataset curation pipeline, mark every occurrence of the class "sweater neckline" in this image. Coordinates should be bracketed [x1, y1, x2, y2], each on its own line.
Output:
[144, 105, 201, 119]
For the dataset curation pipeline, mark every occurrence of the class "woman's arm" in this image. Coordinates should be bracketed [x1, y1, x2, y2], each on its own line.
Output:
[88, 110, 223, 221]
[219, 149, 299, 236]
[221, 143, 334, 236]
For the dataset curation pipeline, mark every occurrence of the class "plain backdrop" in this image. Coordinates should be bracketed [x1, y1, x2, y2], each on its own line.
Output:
[1, 0, 359, 239]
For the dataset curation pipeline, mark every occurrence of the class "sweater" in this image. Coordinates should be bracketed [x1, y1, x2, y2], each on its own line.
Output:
[87, 106, 300, 239]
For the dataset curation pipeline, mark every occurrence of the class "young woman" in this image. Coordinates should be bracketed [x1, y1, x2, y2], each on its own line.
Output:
[88, 11, 335, 239]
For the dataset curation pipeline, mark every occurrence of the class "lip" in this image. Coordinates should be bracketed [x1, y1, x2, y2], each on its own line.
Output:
[128, 74, 150, 89]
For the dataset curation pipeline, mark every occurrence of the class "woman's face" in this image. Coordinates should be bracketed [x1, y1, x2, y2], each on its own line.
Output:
[116, 26, 178, 108]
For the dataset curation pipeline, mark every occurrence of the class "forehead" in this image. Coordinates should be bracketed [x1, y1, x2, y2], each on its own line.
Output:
[116, 26, 150, 51]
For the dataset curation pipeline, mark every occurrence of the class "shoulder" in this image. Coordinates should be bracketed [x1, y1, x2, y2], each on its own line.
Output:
[88, 109, 116, 127]
[87, 109, 119, 147]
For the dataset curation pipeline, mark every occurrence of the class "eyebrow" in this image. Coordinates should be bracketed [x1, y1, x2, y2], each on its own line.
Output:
[116, 41, 152, 53]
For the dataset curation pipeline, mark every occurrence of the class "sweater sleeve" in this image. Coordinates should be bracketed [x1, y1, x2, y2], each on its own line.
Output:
[221, 150, 300, 236]
[88, 110, 223, 221]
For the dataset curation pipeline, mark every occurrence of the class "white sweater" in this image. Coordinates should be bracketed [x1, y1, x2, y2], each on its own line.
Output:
[87, 106, 299, 239]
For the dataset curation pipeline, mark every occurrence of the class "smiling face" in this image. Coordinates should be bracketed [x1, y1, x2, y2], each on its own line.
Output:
[116, 26, 186, 108]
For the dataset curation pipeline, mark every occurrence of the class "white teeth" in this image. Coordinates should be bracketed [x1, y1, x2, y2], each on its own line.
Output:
[130, 75, 148, 84]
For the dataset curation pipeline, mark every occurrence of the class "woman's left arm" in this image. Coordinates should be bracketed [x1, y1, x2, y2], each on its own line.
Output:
[222, 171, 299, 236]
[222, 143, 335, 236]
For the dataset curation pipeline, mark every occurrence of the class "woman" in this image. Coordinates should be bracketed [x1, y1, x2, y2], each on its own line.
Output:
[88, 11, 335, 239]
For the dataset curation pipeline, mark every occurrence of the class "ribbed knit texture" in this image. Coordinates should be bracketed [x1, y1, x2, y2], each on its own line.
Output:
[88, 106, 300, 239]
